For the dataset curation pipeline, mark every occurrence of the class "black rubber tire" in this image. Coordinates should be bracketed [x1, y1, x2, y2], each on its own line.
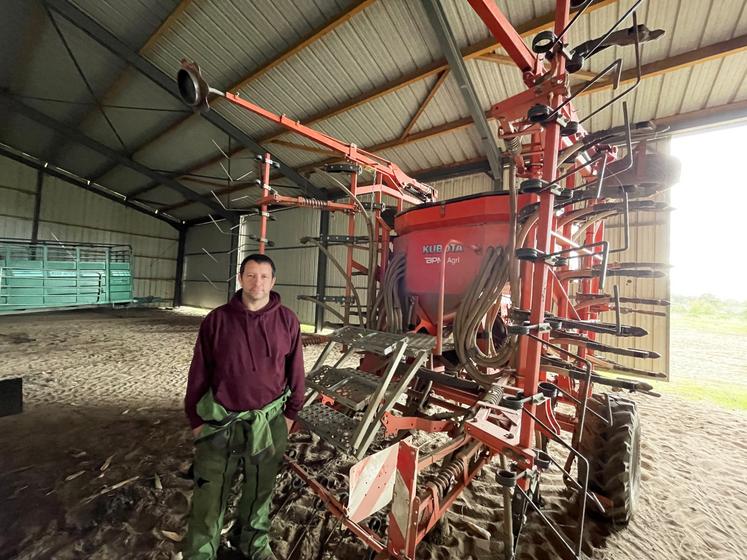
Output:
[579, 393, 641, 525]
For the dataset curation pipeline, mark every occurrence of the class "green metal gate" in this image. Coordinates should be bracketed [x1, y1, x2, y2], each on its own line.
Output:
[0, 240, 133, 314]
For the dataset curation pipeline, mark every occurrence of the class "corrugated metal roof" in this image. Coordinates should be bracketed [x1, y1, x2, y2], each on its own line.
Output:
[96, 165, 156, 195]
[7, 8, 111, 99]
[378, 125, 483, 171]
[429, 172, 494, 199]
[70, 69, 190, 175]
[234, 0, 438, 116]
[570, 48, 747, 132]
[0, 1, 41, 90]
[135, 113, 230, 172]
[311, 81, 438, 147]
[54, 144, 111, 177]
[10, 11, 129, 152]
[571, 0, 747, 87]
[3, 0, 747, 222]
[151, 0, 356, 91]
[70, 0, 180, 52]
[140, 184, 193, 206]
[1, 113, 63, 163]
[193, 156, 262, 185]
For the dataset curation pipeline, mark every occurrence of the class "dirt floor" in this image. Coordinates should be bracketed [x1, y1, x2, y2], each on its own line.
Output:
[1, 308, 746, 560]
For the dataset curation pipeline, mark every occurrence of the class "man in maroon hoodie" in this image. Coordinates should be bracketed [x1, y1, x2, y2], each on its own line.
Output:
[182, 254, 305, 560]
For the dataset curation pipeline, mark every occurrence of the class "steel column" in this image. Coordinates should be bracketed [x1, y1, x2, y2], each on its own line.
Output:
[314, 211, 330, 332]
[30, 169, 44, 244]
[174, 226, 187, 307]
[227, 225, 239, 301]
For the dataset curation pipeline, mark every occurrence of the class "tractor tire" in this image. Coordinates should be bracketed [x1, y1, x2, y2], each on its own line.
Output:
[579, 393, 641, 525]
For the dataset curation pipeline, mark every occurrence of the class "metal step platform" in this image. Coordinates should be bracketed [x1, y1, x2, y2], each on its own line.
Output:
[326, 326, 407, 356]
[297, 403, 377, 455]
[402, 332, 436, 357]
[302, 326, 433, 458]
[307, 366, 390, 411]
[325, 326, 436, 358]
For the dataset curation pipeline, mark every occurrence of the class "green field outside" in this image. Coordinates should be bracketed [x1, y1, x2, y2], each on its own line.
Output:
[657, 296, 747, 411]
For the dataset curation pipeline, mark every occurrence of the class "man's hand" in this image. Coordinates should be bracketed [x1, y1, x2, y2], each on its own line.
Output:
[192, 424, 204, 438]
[284, 416, 294, 433]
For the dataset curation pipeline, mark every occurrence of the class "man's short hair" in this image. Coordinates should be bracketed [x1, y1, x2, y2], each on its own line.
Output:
[239, 253, 276, 277]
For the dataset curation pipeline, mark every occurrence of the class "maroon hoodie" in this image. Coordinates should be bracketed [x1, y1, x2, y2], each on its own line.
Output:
[184, 290, 305, 428]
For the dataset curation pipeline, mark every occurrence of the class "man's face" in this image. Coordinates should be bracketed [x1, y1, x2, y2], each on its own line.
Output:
[239, 261, 276, 302]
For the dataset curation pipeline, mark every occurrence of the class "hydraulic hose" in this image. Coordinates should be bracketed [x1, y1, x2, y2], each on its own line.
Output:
[378, 251, 406, 332]
[452, 246, 515, 387]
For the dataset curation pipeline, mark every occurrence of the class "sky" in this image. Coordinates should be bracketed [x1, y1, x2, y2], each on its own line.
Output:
[670, 125, 747, 302]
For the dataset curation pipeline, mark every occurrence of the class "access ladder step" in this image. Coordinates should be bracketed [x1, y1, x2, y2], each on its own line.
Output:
[402, 332, 436, 357]
[297, 403, 361, 454]
[307, 366, 387, 411]
[326, 326, 407, 356]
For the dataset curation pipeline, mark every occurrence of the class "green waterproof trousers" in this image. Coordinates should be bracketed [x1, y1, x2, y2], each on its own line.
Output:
[182, 410, 288, 560]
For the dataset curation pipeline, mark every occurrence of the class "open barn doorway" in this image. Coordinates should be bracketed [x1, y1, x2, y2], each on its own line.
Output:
[667, 125, 747, 411]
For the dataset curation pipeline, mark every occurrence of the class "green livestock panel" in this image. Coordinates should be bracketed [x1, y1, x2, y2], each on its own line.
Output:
[0, 240, 134, 314]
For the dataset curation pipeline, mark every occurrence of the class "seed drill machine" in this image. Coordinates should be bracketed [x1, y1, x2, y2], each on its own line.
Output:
[177, 0, 679, 557]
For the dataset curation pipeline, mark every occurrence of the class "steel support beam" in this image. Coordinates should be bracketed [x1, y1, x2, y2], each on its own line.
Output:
[0, 92, 235, 222]
[174, 226, 187, 306]
[412, 157, 493, 182]
[30, 169, 44, 243]
[400, 70, 449, 140]
[422, 0, 503, 190]
[47, 0, 194, 165]
[44, 0, 324, 202]
[314, 210, 330, 332]
[0, 143, 181, 228]
[654, 99, 747, 133]
[227, 225, 239, 300]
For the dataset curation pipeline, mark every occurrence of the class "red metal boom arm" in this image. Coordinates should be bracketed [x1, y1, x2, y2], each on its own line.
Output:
[178, 60, 436, 202]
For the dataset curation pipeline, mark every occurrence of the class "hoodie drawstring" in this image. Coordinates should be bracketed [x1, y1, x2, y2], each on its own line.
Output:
[244, 313, 257, 371]
[259, 315, 271, 357]
[244, 313, 272, 370]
